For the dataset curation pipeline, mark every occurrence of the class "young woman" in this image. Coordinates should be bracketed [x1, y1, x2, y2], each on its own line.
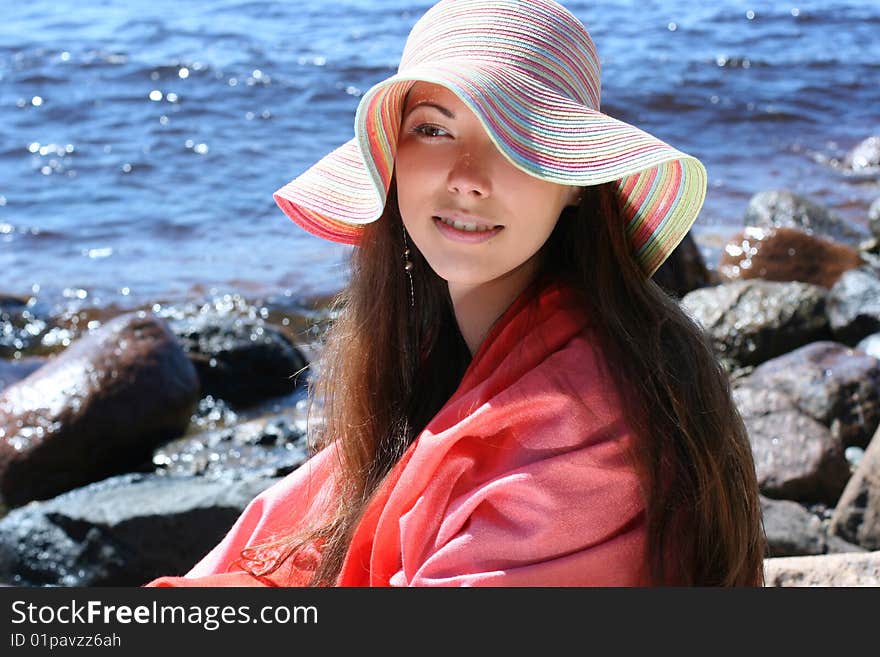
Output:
[147, 0, 765, 587]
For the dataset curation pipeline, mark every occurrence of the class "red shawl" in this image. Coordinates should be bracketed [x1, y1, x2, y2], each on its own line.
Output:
[146, 278, 648, 587]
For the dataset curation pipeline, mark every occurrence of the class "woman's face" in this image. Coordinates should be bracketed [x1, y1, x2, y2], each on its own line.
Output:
[394, 82, 580, 288]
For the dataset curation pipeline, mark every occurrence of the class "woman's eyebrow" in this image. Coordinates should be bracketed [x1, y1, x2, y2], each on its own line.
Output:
[404, 101, 456, 119]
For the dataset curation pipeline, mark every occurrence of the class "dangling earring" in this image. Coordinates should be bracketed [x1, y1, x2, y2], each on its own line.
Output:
[402, 225, 415, 309]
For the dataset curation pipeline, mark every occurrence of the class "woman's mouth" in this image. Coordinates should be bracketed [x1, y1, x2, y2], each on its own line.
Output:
[434, 215, 499, 232]
[432, 215, 504, 244]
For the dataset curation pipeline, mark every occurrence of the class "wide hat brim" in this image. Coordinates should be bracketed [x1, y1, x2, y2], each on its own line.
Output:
[273, 59, 707, 278]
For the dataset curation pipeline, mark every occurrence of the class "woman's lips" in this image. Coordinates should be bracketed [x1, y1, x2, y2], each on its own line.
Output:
[432, 216, 504, 243]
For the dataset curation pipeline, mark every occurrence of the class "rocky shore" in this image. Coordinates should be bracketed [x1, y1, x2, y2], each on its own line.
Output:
[2, 137, 879, 587]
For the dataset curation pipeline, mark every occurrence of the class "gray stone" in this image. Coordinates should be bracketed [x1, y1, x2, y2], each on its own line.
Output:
[0, 471, 279, 587]
[681, 280, 831, 370]
[745, 190, 868, 248]
[740, 341, 880, 449]
[153, 412, 309, 480]
[732, 387, 850, 505]
[760, 495, 826, 557]
[827, 267, 880, 345]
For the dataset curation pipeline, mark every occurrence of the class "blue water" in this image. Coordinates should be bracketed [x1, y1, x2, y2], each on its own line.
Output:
[1, 0, 878, 315]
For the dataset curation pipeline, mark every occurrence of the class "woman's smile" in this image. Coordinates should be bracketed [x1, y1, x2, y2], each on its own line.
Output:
[432, 215, 505, 243]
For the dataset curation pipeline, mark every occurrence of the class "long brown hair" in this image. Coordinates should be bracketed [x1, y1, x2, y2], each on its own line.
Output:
[240, 177, 766, 586]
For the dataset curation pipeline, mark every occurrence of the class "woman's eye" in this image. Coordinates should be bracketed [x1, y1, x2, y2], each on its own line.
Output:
[411, 124, 448, 139]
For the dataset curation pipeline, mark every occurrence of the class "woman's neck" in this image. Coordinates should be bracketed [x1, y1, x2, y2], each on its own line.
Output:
[447, 258, 543, 358]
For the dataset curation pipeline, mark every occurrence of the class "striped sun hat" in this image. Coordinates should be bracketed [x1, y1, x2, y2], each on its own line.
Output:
[273, 0, 707, 278]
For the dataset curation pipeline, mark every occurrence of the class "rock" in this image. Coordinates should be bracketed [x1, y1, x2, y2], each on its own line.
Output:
[718, 226, 862, 288]
[651, 233, 710, 298]
[187, 395, 240, 434]
[153, 412, 309, 480]
[856, 332, 880, 360]
[844, 135, 880, 172]
[761, 495, 826, 557]
[827, 267, 880, 345]
[869, 198, 880, 240]
[745, 190, 868, 248]
[733, 386, 850, 504]
[0, 295, 52, 359]
[829, 425, 880, 550]
[0, 357, 46, 393]
[0, 472, 278, 586]
[0, 311, 200, 507]
[681, 280, 831, 370]
[763, 550, 880, 586]
[825, 533, 867, 554]
[164, 301, 309, 407]
[253, 290, 340, 346]
[846, 446, 866, 471]
[738, 341, 880, 449]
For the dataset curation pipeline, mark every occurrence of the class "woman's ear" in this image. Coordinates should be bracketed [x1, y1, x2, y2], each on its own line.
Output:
[566, 185, 583, 208]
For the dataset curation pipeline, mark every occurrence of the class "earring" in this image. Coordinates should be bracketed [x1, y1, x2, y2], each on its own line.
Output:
[402, 225, 415, 309]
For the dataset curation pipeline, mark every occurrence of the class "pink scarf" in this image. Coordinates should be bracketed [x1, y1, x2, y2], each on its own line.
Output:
[146, 278, 648, 587]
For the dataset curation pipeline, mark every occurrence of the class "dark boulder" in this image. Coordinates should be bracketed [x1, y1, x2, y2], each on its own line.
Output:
[740, 341, 880, 449]
[0, 311, 199, 507]
[733, 385, 850, 505]
[681, 280, 831, 370]
[651, 233, 711, 298]
[0, 472, 278, 586]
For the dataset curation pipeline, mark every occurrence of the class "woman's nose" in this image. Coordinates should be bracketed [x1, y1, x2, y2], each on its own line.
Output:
[446, 147, 493, 198]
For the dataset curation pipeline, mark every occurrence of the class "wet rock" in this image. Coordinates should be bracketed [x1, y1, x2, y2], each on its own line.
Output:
[0, 295, 53, 359]
[0, 472, 278, 586]
[829, 424, 880, 550]
[162, 296, 309, 407]
[718, 226, 862, 288]
[187, 395, 240, 434]
[844, 135, 880, 173]
[739, 341, 880, 449]
[856, 332, 880, 360]
[763, 550, 880, 586]
[153, 411, 309, 480]
[869, 197, 880, 240]
[0, 357, 46, 393]
[681, 280, 831, 370]
[827, 267, 880, 345]
[253, 290, 340, 346]
[745, 190, 868, 248]
[733, 386, 850, 505]
[0, 311, 200, 507]
[651, 233, 711, 298]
